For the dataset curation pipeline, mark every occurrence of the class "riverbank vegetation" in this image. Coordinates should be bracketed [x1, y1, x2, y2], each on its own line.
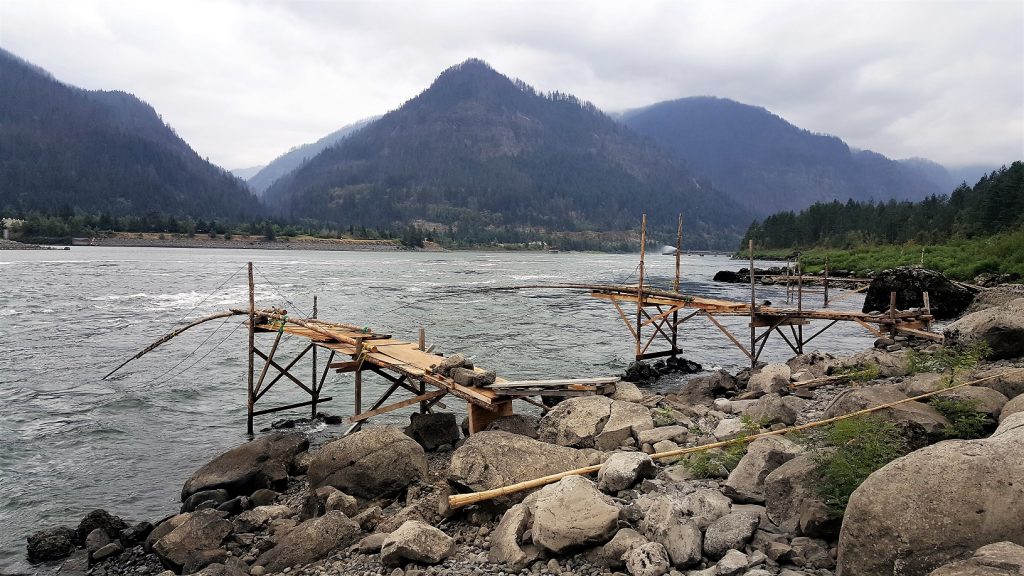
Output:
[740, 162, 1024, 281]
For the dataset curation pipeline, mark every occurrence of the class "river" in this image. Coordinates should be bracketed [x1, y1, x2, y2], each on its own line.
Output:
[0, 247, 871, 570]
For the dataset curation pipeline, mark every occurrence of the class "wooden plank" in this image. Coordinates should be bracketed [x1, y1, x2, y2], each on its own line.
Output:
[896, 326, 944, 342]
[854, 318, 885, 338]
[468, 400, 513, 434]
[329, 360, 363, 372]
[489, 377, 620, 389]
[347, 390, 447, 423]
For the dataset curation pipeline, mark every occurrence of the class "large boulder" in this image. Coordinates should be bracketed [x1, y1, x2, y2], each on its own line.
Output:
[744, 394, 806, 426]
[26, 526, 76, 563]
[928, 541, 1024, 576]
[836, 412, 1024, 576]
[671, 370, 738, 406]
[1001, 394, 1024, 422]
[404, 412, 460, 451]
[447, 431, 595, 496]
[637, 494, 703, 568]
[529, 476, 619, 553]
[862, 267, 977, 320]
[537, 396, 620, 448]
[597, 452, 657, 493]
[703, 511, 760, 558]
[597, 400, 654, 449]
[181, 433, 308, 500]
[380, 520, 455, 567]
[255, 511, 360, 571]
[724, 436, 804, 503]
[941, 387, 1008, 419]
[945, 298, 1024, 360]
[75, 510, 127, 545]
[485, 414, 540, 438]
[152, 509, 233, 571]
[488, 504, 540, 570]
[971, 367, 1024, 400]
[823, 384, 949, 446]
[308, 426, 426, 500]
[764, 453, 821, 530]
[838, 348, 910, 377]
[749, 364, 792, 395]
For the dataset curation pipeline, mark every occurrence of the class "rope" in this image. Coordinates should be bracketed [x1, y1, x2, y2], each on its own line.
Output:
[173, 263, 246, 325]
[253, 264, 311, 319]
[151, 318, 245, 387]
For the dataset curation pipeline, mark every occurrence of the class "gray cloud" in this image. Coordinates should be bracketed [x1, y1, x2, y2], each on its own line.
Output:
[1, 0, 1020, 170]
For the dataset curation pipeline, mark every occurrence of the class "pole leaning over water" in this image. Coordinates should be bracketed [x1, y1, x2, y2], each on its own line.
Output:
[749, 239, 756, 370]
[635, 214, 647, 360]
[672, 214, 682, 358]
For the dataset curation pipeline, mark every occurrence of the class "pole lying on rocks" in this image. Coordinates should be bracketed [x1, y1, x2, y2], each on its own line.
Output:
[446, 367, 1024, 509]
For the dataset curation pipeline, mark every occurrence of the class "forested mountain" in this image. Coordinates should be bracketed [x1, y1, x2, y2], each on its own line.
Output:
[231, 165, 265, 180]
[621, 97, 944, 216]
[247, 116, 379, 195]
[742, 161, 1024, 249]
[264, 59, 751, 248]
[0, 48, 259, 219]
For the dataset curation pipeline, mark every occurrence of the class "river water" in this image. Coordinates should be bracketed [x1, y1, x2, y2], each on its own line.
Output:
[0, 247, 870, 569]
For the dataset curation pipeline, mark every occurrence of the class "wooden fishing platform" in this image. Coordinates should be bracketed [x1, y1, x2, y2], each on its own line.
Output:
[597, 215, 941, 366]
[242, 280, 619, 435]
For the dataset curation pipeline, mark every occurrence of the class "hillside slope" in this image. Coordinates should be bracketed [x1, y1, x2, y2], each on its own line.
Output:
[0, 48, 259, 219]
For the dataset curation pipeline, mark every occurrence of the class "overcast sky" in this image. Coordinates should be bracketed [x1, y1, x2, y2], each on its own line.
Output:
[1, 0, 1021, 170]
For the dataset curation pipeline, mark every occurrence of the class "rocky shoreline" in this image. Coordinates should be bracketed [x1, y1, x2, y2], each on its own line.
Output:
[20, 294, 1024, 576]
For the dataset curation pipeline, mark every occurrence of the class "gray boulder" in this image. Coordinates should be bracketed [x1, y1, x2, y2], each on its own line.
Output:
[703, 511, 760, 559]
[153, 509, 233, 571]
[824, 384, 948, 446]
[612, 381, 645, 403]
[749, 364, 791, 395]
[76, 510, 127, 545]
[764, 453, 821, 530]
[945, 298, 1024, 360]
[530, 476, 619, 553]
[182, 489, 230, 513]
[144, 514, 189, 553]
[537, 396, 612, 447]
[447, 431, 595, 497]
[255, 511, 360, 571]
[597, 452, 657, 493]
[725, 436, 804, 503]
[485, 414, 541, 438]
[839, 348, 910, 377]
[671, 370, 738, 407]
[679, 488, 732, 529]
[308, 426, 426, 500]
[941, 386, 1008, 419]
[928, 541, 1024, 576]
[380, 520, 455, 567]
[233, 505, 292, 533]
[488, 504, 540, 571]
[587, 528, 647, 569]
[900, 373, 946, 396]
[1000, 393, 1024, 422]
[624, 542, 671, 576]
[862, 267, 977, 320]
[597, 400, 654, 450]
[717, 549, 750, 576]
[744, 394, 806, 426]
[181, 433, 308, 500]
[836, 412, 1024, 576]
[971, 367, 1024, 399]
[636, 426, 689, 445]
[404, 412, 460, 451]
[637, 495, 703, 567]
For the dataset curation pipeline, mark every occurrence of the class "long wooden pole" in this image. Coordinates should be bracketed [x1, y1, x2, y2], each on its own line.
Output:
[311, 295, 318, 418]
[749, 239, 756, 369]
[447, 368, 1024, 509]
[635, 214, 647, 359]
[247, 262, 256, 436]
[824, 256, 830, 308]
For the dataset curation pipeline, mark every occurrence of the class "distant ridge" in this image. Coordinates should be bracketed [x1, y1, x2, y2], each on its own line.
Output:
[622, 97, 946, 216]
[265, 59, 751, 248]
[247, 116, 379, 196]
[0, 48, 259, 219]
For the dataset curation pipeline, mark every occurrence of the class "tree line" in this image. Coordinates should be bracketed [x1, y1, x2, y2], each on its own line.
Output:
[741, 161, 1023, 250]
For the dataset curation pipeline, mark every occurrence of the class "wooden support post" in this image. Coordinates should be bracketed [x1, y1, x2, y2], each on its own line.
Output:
[923, 291, 932, 331]
[889, 291, 898, 337]
[354, 337, 363, 415]
[312, 295, 318, 417]
[797, 253, 804, 354]
[749, 239, 756, 369]
[672, 214, 682, 357]
[467, 400, 514, 435]
[247, 262, 255, 436]
[785, 258, 791, 304]
[824, 256, 830, 308]
[635, 214, 647, 360]
[418, 327, 425, 351]
[419, 379, 427, 414]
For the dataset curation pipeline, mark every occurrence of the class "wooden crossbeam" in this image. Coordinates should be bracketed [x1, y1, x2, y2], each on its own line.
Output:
[347, 390, 447, 423]
[254, 347, 315, 397]
[702, 311, 753, 361]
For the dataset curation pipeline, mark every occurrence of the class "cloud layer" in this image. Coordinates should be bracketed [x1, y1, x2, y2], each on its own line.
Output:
[1, 0, 1020, 170]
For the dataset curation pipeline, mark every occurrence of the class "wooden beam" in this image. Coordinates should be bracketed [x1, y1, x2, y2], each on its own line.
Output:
[468, 399, 513, 434]
[703, 311, 754, 361]
[347, 390, 447, 423]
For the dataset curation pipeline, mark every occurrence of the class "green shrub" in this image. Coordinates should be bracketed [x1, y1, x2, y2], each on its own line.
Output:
[808, 415, 909, 518]
[905, 340, 991, 379]
[831, 363, 881, 382]
[930, 397, 993, 439]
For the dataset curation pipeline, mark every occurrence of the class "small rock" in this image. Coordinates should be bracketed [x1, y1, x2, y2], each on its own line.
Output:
[598, 452, 657, 493]
[91, 541, 124, 562]
[358, 533, 388, 554]
[623, 542, 671, 576]
[702, 512, 759, 559]
[715, 549, 748, 576]
[27, 526, 77, 563]
[380, 520, 455, 567]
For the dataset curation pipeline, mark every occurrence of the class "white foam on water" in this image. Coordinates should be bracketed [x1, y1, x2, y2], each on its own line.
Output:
[0, 308, 19, 316]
